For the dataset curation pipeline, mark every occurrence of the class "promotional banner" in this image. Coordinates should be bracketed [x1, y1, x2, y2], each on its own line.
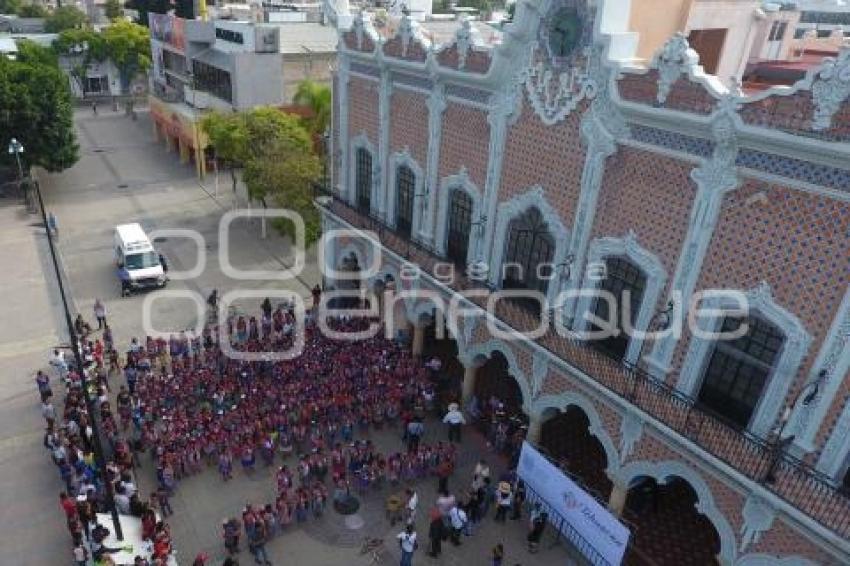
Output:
[149, 13, 186, 52]
[517, 442, 630, 565]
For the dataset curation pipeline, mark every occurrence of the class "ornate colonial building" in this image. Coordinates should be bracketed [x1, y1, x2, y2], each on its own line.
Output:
[317, 1, 850, 563]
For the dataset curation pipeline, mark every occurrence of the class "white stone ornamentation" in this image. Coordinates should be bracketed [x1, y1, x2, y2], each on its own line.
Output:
[653, 33, 699, 104]
[811, 49, 850, 131]
[455, 17, 476, 70]
[618, 410, 643, 462]
[523, 44, 597, 126]
[740, 495, 776, 553]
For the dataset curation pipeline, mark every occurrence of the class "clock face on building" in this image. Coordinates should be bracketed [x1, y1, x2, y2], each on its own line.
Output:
[548, 8, 582, 58]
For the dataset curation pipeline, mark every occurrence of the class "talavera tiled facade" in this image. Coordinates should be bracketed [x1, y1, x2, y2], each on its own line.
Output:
[318, 1, 850, 564]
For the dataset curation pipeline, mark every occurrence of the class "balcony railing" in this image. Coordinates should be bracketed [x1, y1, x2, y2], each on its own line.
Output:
[315, 183, 850, 542]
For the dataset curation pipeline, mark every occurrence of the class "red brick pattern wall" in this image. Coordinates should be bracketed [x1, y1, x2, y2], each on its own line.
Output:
[498, 95, 587, 220]
[748, 519, 834, 563]
[668, 180, 850, 448]
[342, 31, 375, 53]
[617, 70, 659, 106]
[383, 37, 428, 62]
[389, 90, 429, 167]
[348, 77, 380, 146]
[438, 102, 490, 189]
[539, 369, 623, 448]
[436, 46, 491, 74]
[590, 147, 694, 275]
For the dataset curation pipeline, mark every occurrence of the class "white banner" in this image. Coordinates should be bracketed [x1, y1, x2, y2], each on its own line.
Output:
[517, 442, 630, 565]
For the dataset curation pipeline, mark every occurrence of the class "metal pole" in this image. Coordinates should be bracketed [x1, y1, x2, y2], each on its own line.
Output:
[33, 180, 124, 540]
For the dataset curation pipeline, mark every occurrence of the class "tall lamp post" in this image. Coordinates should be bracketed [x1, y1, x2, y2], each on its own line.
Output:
[8, 137, 24, 181]
[31, 179, 124, 540]
[763, 369, 829, 484]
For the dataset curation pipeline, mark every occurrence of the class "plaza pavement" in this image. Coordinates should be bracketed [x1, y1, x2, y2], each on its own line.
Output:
[0, 106, 583, 565]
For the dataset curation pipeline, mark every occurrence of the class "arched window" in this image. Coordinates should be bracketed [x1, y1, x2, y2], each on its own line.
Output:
[446, 189, 472, 266]
[697, 315, 785, 428]
[589, 257, 646, 361]
[395, 165, 415, 238]
[502, 207, 555, 296]
[355, 147, 372, 213]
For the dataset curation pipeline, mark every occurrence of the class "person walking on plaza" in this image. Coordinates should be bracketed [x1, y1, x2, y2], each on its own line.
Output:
[442, 402, 466, 443]
[510, 479, 526, 520]
[405, 487, 418, 526]
[94, 298, 107, 330]
[248, 517, 272, 565]
[448, 503, 467, 546]
[491, 542, 504, 566]
[495, 482, 512, 522]
[396, 524, 417, 566]
[427, 507, 445, 558]
[223, 517, 241, 555]
[527, 505, 547, 553]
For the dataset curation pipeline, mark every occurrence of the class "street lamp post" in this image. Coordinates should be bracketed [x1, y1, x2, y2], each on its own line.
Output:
[763, 369, 829, 484]
[31, 179, 124, 540]
[8, 137, 24, 181]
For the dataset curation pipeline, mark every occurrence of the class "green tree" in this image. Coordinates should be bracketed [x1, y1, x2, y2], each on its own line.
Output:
[0, 55, 78, 172]
[17, 4, 48, 17]
[0, 0, 21, 15]
[203, 108, 322, 244]
[16, 39, 58, 67]
[201, 111, 249, 195]
[242, 109, 322, 244]
[104, 0, 123, 20]
[101, 20, 151, 92]
[45, 6, 88, 33]
[292, 79, 331, 147]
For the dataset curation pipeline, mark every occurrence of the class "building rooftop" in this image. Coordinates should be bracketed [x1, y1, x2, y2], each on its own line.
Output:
[275, 22, 338, 54]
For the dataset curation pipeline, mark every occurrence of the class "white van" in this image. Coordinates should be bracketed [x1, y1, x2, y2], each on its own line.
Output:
[114, 223, 167, 295]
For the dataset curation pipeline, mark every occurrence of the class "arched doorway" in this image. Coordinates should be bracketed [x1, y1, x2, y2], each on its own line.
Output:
[422, 313, 463, 409]
[332, 251, 363, 309]
[475, 351, 525, 416]
[624, 476, 721, 566]
[540, 406, 613, 501]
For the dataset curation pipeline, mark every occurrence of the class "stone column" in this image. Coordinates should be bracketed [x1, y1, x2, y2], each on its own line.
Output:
[377, 69, 391, 221]
[337, 56, 351, 199]
[607, 480, 628, 517]
[412, 323, 425, 357]
[461, 364, 477, 405]
[421, 83, 446, 245]
[526, 413, 543, 444]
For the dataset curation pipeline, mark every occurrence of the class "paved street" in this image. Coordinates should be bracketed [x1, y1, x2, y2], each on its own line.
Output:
[0, 107, 581, 566]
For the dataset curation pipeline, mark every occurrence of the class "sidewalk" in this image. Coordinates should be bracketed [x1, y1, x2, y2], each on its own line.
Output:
[0, 200, 71, 565]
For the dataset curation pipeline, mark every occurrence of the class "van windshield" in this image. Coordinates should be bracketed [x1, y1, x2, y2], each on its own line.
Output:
[125, 252, 160, 270]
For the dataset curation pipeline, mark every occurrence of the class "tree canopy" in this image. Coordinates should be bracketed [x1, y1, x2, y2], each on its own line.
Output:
[104, 0, 123, 21]
[293, 79, 331, 147]
[0, 53, 78, 172]
[17, 3, 48, 17]
[45, 6, 88, 33]
[0, 0, 21, 15]
[203, 108, 322, 244]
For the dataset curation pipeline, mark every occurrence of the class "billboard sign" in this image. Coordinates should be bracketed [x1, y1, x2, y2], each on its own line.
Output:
[149, 13, 186, 52]
[517, 442, 630, 565]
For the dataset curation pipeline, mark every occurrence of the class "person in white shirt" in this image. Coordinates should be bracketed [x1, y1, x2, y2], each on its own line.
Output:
[396, 524, 417, 566]
[50, 349, 69, 383]
[442, 403, 466, 443]
[448, 504, 467, 546]
[405, 488, 418, 525]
